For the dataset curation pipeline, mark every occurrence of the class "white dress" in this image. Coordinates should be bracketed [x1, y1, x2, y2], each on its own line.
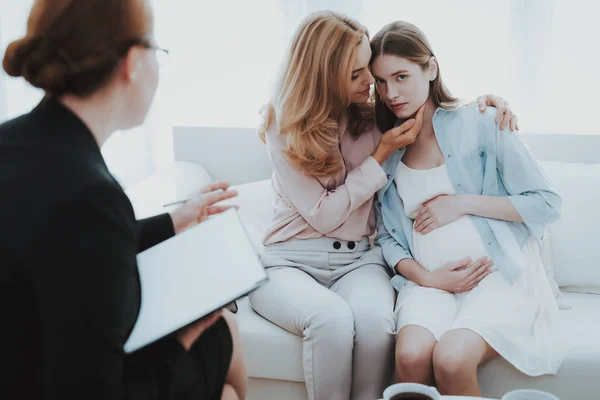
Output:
[394, 160, 565, 376]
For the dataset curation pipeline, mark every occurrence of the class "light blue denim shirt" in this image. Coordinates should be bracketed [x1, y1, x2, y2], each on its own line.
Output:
[375, 104, 562, 291]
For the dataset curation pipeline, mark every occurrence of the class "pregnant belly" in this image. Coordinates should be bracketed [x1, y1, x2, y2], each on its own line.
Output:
[412, 216, 490, 272]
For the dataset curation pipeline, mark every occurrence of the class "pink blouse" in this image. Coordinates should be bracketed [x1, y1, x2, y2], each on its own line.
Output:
[263, 114, 387, 246]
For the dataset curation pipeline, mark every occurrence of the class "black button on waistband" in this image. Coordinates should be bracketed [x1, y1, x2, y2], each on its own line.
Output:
[347, 241, 356, 250]
[333, 241, 342, 249]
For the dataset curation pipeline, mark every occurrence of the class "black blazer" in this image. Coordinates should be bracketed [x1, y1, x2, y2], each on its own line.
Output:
[0, 99, 199, 399]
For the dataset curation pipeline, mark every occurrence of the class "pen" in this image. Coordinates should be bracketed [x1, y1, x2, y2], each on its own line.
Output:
[162, 189, 224, 208]
[162, 196, 195, 208]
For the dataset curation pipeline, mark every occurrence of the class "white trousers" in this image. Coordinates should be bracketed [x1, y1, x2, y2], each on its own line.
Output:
[249, 237, 396, 400]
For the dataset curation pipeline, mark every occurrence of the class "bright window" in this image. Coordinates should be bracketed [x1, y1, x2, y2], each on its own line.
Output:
[2, 1, 599, 185]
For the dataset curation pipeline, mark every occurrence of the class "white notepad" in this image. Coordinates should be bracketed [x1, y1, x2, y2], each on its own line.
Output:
[125, 209, 267, 353]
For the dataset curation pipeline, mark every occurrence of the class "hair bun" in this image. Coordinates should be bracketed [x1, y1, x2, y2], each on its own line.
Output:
[2, 37, 40, 77]
[2, 36, 73, 94]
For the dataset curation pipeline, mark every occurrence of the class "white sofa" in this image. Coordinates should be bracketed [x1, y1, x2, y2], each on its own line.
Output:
[126, 127, 600, 400]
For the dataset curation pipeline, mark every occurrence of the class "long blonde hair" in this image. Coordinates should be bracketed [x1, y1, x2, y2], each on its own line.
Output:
[370, 21, 458, 133]
[259, 11, 371, 178]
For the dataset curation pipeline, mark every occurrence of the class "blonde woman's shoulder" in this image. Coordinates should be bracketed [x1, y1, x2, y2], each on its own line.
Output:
[263, 119, 288, 155]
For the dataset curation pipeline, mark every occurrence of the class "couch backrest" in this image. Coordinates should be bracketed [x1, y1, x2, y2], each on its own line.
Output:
[538, 161, 600, 291]
[173, 127, 600, 184]
[173, 126, 600, 292]
[174, 126, 273, 185]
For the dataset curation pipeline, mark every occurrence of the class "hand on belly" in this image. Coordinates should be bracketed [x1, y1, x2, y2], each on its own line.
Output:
[420, 255, 494, 293]
[412, 216, 490, 272]
[413, 194, 465, 235]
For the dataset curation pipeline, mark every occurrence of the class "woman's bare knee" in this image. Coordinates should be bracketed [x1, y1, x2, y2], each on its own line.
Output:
[221, 383, 239, 400]
[433, 330, 487, 392]
[221, 309, 247, 399]
[433, 343, 471, 383]
[395, 326, 436, 383]
[396, 326, 436, 365]
[396, 344, 434, 371]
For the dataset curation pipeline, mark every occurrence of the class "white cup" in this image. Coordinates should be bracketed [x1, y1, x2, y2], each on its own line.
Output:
[383, 383, 441, 400]
[501, 389, 560, 400]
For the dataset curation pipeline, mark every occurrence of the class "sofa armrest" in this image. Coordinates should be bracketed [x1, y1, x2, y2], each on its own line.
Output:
[125, 161, 213, 219]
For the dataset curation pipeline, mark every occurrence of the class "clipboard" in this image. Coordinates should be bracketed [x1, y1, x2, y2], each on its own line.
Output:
[125, 208, 267, 353]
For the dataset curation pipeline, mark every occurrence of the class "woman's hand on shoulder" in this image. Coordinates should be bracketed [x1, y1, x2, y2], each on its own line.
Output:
[423, 256, 494, 293]
[476, 94, 519, 131]
[169, 181, 239, 234]
[372, 103, 427, 165]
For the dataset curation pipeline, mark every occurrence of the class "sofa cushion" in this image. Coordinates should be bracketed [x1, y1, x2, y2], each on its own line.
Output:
[238, 291, 600, 397]
[540, 161, 600, 294]
[538, 236, 571, 309]
[478, 291, 600, 400]
[237, 296, 304, 383]
[228, 179, 273, 254]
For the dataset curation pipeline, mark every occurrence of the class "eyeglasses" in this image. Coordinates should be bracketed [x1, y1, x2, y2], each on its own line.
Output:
[119, 38, 170, 67]
[148, 45, 170, 67]
[141, 44, 170, 67]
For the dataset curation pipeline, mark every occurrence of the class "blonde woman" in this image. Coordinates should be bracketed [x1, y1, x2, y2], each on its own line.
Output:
[371, 21, 564, 396]
[249, 11, 518, 400]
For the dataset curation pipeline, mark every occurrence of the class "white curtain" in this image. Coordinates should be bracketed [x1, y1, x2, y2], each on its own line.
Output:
[2, 0, 600, 187]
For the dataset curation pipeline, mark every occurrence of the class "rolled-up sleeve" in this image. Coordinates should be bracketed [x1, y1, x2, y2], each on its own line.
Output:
[496, 126, 562, 239]
[374, 200, 413, 273]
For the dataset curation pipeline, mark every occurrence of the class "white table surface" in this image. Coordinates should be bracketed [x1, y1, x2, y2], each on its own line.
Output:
[378, 397, 495, 400]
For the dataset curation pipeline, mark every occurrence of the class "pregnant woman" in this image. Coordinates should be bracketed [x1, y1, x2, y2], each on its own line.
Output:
[370, 21, 565, 396]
